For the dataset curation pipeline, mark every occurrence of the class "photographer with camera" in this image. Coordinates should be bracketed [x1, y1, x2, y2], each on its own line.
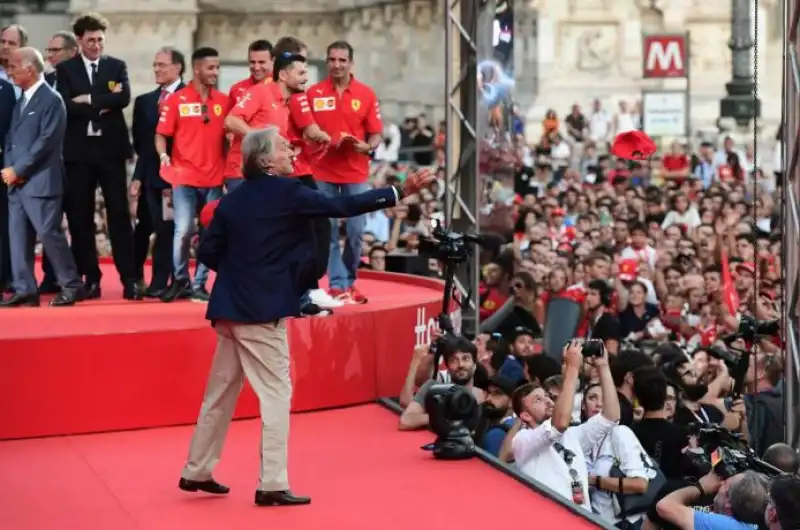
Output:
[398, 335, 485, 431]
[507, 339, 619, 511]
[656, 470, 771, 530]
[586, 279, 622, 356]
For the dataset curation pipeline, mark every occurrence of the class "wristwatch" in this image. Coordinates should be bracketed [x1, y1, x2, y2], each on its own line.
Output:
[392, 185, 405, 202]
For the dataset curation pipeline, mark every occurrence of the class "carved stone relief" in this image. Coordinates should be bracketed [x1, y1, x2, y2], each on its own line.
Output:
[559, 22, 622, 78]
[686, 21, 733, 77]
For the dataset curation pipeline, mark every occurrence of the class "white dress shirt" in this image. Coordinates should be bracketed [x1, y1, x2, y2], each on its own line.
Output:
[81, 55, 101, 136]
[512, 413, 617, 512]
[21, 77, 46, 111]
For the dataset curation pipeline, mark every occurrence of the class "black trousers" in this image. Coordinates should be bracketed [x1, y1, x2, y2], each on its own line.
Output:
[297, 175, 331, 282]
[0, 181, 10, 289]
[64, 144, 136, 285]
[133, 186, 153, 281]
[141, 185, 174, 290]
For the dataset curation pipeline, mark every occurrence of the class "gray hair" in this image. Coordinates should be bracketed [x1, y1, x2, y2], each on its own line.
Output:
[1, 24, 29, 46]
[18, 47, 45, 74]
[241, 127, 280, 176]
[52, 30, 78, 51]
[727, 471, 770, 526]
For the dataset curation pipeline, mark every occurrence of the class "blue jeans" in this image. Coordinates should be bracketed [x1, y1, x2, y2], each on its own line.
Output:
[172, 185, 223, 288]
[316, 181, 369, 290]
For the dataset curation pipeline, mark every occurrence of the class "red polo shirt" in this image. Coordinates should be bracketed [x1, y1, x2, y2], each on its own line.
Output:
[156, 83, 228, 188]
[228, 75, 272, 111]
[307, 75, 382, 184]
[224, 81, 284, 179]
[284, 91, 316, 177]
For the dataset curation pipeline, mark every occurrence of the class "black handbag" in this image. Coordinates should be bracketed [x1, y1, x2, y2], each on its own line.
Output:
[608, 431, 668, 519]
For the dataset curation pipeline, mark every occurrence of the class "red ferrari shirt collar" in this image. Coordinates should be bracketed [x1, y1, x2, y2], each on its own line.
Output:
[269, 82, 289, 106]
[323, 74, 357, 92]
[186, 81, 222, 101]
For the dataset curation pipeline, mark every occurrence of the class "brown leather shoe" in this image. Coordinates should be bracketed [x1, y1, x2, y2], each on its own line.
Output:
[178, 477, 229, 495]
[254, 490, 310, 506]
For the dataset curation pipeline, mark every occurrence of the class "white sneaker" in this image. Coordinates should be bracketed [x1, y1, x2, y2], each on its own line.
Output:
[309, 288, 344, 308]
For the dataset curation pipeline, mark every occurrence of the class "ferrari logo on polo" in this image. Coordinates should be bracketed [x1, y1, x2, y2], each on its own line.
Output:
[482, 299, 496, 310]
[313, 97, 335, 111]
[107, 81, 117, 91]
[213, 104, 223, 116]
[351, 99, 361, 111]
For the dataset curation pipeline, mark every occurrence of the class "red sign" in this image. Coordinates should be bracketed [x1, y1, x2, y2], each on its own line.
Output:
[642, 34, 688, 78]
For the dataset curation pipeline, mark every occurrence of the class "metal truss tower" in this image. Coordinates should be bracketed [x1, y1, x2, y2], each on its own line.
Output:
[782, 0, 799, 448]
[444, 0, 486, 336]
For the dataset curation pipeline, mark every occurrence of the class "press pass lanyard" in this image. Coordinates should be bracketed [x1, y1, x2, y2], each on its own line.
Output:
[554, 442, 585, 505]
[689, 406, 710, 424]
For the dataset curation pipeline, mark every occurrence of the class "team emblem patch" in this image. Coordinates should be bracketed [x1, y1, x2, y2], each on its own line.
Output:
[107, 81, 117, 91]
[313, 97, 336, 111]
[351, 99, 361, 111]
[213, 104, 223, 116]
[179, 104, 191, 116]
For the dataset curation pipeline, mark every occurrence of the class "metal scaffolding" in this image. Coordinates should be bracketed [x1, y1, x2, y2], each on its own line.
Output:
[782, 0, 800, 449]
[444, 0, 484, 336]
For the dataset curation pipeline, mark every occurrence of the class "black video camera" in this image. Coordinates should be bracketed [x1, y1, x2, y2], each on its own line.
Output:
[419, 225, 483, 265]
[737, 315, 779, 342]
[684, 423, 783, 479]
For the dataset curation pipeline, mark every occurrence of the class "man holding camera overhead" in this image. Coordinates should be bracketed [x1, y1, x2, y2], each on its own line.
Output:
[507, 340, 620, 512]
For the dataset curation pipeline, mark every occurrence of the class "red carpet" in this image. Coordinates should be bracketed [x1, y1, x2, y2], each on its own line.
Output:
[0, 405, 597, 530]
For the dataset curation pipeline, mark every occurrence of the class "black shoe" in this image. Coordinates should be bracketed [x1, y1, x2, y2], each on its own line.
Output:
[50, 290, 78, 307]
[178, 477, 229, 495]
[83, 282, 102, 300]
[123, 282, 143, 301]
[38, 280, 60, 294]
[300, 303, 332, 317]
[254, 490, 310, 506]
[144, 286, 167, 298]
[160, 280, 192, 303]
[0, 293, 40, 307]
[190, 287, 210, 303]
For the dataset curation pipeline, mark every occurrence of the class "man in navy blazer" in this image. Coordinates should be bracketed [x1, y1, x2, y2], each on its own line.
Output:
[0, 76, 16, 293]
[178, 127, 433, 506]
[0, 48, 84, 307]
[130, 47, 185, 297]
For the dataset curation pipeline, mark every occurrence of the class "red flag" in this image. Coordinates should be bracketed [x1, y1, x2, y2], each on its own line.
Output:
[610, 131, 658, 161]
[720, 248, 740, 318]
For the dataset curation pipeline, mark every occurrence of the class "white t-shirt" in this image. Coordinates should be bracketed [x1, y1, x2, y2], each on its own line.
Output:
[586, 425, 653, 525]
[512, 413, 617, 512]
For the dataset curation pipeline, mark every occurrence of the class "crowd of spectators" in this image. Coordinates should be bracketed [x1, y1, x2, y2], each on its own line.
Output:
[391, 99, 800, 530]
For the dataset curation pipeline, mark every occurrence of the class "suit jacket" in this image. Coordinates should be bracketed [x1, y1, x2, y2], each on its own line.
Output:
[3, 82, 67, 198]
[0, 77, 16, 167]
[198, 173, 397, 324]
[132, 83, 184, 190]
[55, 54, 133, 162]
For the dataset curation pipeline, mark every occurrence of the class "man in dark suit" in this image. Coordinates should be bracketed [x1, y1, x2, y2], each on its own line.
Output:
[55, 12, 140, 300]
[178, 127, 432, 506]
[0, 48, 84, 307]
[39, 30, 78, 293]
[0, 76, 16, 293]
[130, 47, 185, 297]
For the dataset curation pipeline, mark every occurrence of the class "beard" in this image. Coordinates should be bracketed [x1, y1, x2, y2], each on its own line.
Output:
[481, 402, 507, 421]
[682, 382, 709, 402]
[450, 369, 472, 386]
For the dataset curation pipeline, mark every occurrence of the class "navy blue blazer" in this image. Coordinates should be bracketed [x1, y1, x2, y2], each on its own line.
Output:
[0, 78, 16, 167]
[198, 173, 397, 324]
[131, 84, 183, 190]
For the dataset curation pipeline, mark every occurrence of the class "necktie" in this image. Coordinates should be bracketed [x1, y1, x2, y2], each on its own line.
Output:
[90, 62, 101, 132]
[158, 89, 168, 105]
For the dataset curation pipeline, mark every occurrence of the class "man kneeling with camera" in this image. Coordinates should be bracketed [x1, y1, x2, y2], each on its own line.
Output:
[507, 339, 620, 512]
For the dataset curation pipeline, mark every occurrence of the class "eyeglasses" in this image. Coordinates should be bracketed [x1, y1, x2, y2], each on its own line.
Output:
[201, 104, 209, 124]
[45, 47, 64, 53]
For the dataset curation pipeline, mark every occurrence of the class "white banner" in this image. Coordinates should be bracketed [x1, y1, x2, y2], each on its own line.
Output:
[642, 91, 687, 137]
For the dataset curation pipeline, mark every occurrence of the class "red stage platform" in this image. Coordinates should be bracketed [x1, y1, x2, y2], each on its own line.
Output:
[0, 263, 452, 440]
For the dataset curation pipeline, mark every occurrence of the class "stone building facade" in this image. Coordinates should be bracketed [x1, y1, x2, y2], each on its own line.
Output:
[60, 0, 781, 137]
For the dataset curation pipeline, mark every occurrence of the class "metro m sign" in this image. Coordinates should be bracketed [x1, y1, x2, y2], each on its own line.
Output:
[642, 34, 688, 78]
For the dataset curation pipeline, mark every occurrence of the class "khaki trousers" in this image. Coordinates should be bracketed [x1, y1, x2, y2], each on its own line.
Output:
[182, 320, 292, 492]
